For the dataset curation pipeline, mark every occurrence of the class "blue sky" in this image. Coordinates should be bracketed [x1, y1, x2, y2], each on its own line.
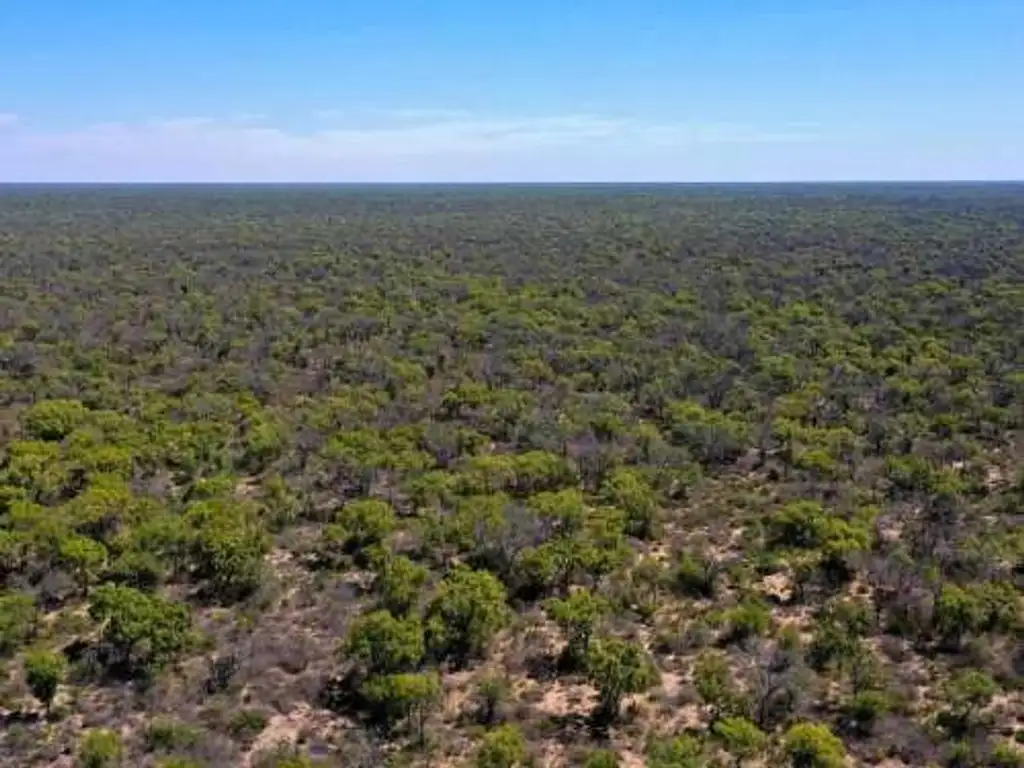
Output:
[1, 0, 1022, 181]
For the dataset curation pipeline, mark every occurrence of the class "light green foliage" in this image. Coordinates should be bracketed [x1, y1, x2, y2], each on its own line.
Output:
[585, 637, 660, 721]
[667, 400, 749, 466]
[343, 610, 425, 674]
[473, 672, 510, 724]
[374, 553, 429, 615]
[185, 498, 270, 600]
[21, 398, 88, 441]
[601, 467, 660, 539]
[261, 474, 303, 530]
[583, 749, 621, 768]
[66, 475, 135, 540]
[426, 567, 508, 662]
[24, 648, 68, 709]
[475, 724, 527, 768]
[59, 534, 108, 593]
[782, 722, 847, 768]
[545, 589, 611, 667]
[713, 717, 767, 764]
[674, 550, 720, 598]
[527, 488, 587, 534]
[694, 651, 740, 721]
[145, 717, 202, 753]
[332, 498, 396, 550]
[943, 668, 997, 721]
[724, 598, 771, 642]
[645, 734, 706, 768]
[0, 591, 37, 655]
[89, 584, 192, 675]
[991, 743, 1024, 768]
[77, 728, 124, 768]
[360, 671, 440, 741]
[2, 440, 72, 500]
[934, 581, 1020, 648]
[242, 413, 289, 471]
[767, 501, 872, 555]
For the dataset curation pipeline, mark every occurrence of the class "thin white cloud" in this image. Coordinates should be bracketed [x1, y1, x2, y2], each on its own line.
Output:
[0, 113, 19, 128]
[0, 110, 821, 182]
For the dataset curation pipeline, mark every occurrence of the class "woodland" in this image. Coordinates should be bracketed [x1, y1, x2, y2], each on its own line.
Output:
[0, 183, 1021, 767]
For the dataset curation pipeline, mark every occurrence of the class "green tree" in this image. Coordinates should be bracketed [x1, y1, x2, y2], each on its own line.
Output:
[0, 591, 37, 656]
[374, 553, 429, 616]
[473, 672, 510, 725]
[585, 637, 660, 722]
[89, 584, 192, 677]
[343, 610, 425, 675]
[943, 668, 997, 728]
[934, 584, 984, 649]
[58, 534, 108, 595]
[360, 671, 440, 743]
[22, 398, 88, 441]
[782, 722, 847, 768]
[186, 499, 270, 601]
[333, 498, 396, 550]
[545, 589, 611, 669]
[475, 724, 527, 768]
[24, 648, 68, 711]
[601, 467, 660, 539]
[425, 567, 509, 663]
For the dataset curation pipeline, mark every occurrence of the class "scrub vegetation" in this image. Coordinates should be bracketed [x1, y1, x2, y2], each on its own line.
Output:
[0, 183, 1021, 767]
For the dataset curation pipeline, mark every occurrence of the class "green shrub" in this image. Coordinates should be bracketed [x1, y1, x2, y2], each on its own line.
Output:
[475, 724, 527, 768]
[77, 728, 124, 768]
[425, 567, 508, 663]
[585, 637, 660, 722]
[23, 649, 67, 710]
[782, 722, 846, 768]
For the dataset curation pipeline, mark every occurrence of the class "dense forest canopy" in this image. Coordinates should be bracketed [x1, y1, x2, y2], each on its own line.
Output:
[0, 184, 1021, 767]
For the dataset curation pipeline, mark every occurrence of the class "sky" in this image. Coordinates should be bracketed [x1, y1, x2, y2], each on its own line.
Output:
[1, 1, 1022, 182]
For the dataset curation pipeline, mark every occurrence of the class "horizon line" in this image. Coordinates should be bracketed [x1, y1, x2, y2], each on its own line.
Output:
[2, 180, 1023, 187]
